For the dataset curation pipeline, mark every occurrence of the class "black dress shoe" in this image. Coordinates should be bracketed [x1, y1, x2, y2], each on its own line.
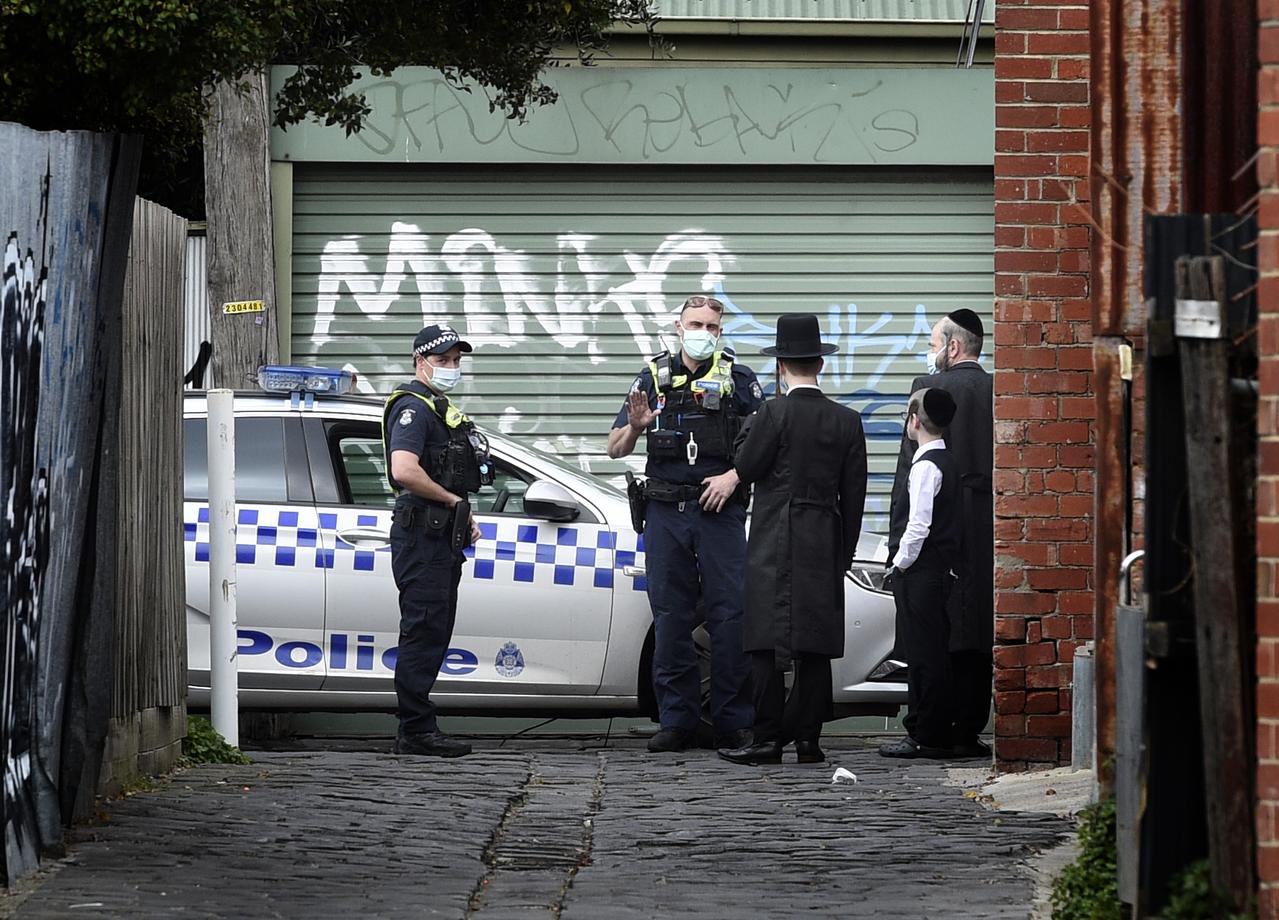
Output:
[794, 741, 825, 764]
[394, 732, 472, 758]
[952, 739, 992, 760]
[715, 728, 754, 750]
[878, 737, 951, 759]
[647, 727, 696, 753]
[717, 741, 783, 765]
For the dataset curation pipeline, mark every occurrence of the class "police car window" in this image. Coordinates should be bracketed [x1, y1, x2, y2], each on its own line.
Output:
[183, 417, 290, 503]
[333, 435, 396, 509]
[473, 461, 531, 516]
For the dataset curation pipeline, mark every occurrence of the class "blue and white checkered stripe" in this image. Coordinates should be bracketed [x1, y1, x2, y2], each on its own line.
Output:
[183, 505, 647, 591]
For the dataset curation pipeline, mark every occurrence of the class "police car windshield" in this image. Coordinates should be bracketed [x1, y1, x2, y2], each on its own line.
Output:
[499, 438, 620, 497]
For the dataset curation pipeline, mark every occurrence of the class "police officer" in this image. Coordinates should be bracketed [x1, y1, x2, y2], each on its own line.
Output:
[384, 324, 489, 757]
[608, 294, 764, 753]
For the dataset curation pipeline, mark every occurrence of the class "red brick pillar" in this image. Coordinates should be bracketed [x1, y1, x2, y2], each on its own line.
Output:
[992, 1, 1095, 770]
[1256, 0, 1279, 908]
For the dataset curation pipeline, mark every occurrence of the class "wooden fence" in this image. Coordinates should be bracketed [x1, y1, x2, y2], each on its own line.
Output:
[98, 198, 188, 793]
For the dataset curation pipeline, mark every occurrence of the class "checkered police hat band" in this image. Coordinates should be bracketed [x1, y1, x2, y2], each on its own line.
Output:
[414, 332, 459, 356]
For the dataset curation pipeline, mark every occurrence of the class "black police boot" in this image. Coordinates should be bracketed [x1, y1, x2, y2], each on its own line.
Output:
[647, 727, 695, 753]
[394, 731, 472, 758]
[717, 740, 783, 766]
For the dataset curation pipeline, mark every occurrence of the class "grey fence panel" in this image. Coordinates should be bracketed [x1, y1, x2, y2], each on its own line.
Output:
[0, 122, 141, 883]
[100, 198, 187, 793]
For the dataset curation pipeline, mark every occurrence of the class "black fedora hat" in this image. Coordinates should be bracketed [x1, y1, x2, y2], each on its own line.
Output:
[761, 314, 839, 358]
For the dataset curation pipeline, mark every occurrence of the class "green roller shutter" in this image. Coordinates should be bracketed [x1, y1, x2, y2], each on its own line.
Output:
[289, 165, 993, 533]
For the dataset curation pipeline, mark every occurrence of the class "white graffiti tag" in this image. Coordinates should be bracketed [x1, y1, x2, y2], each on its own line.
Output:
[313, 227, 732, 358]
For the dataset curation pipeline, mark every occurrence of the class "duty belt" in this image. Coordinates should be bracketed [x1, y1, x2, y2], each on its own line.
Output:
[392, 500, 455, 529]
[643, 480, 705, 503]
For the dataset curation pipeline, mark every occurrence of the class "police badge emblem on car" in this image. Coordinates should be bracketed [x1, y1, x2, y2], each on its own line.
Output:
[495, 642, 525, 678]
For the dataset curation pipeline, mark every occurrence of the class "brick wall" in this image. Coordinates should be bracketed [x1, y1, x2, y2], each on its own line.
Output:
[1257, 0, 1279, 908]
[992, 0, 1095, 770]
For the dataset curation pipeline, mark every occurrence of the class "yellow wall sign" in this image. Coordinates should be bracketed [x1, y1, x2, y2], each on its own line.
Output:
[223, 300, 265, 315]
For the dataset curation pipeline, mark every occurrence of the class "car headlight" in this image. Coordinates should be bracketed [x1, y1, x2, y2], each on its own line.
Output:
[847, 562, 891, 595]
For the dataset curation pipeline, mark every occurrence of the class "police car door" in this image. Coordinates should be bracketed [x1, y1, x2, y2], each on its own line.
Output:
[308, 416, 612, 697]
[183, 410, 328, 694]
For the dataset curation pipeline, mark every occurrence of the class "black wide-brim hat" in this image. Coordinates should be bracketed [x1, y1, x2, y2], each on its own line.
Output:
[761, 313, 839, 358]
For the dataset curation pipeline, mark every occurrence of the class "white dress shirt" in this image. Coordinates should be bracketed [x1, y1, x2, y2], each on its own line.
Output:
[892, 439, 946, 571]
[783, 382, 822, 394]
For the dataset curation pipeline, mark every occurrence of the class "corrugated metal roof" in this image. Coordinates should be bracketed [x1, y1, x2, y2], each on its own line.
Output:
[653, 0, 992, 21]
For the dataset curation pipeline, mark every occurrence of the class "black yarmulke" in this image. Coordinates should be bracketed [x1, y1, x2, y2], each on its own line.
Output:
[923, 388, 957, 428]
[947, 308, 984, 339]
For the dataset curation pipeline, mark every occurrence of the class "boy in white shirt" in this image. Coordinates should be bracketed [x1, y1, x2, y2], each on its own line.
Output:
[880, 388, 961, 760]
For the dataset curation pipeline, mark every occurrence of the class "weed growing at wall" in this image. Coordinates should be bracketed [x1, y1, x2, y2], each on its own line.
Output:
[181, 716, 249, 766]
[1159, 861, 1251, 920]
[1050, 799, 1122, 920]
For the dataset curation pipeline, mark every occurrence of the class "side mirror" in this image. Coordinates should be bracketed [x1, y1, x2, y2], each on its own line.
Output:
[523, 480, 581, 523]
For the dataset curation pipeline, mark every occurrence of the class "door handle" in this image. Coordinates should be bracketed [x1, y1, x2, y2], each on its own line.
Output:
[337, 528, 391, 548]
[622, 565, 646, 578]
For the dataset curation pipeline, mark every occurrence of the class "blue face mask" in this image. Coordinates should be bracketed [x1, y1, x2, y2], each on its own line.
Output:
[429, 365, 462, 393]
[681, 329, 718, 361]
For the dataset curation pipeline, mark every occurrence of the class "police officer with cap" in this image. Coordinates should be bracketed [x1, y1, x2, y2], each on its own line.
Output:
[384, 323, 490, 757]
[607, 294, 764, 753]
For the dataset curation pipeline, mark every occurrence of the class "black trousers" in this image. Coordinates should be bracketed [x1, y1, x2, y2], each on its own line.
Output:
[750, 651, 833, 745]
[950, 650, 993, 745]
[894, 565, 954, 749]
[390, 520, 463, 735]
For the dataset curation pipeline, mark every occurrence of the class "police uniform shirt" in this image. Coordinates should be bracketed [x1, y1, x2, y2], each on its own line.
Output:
[612, 357, 765, 484]
[387, 381, 450, 503]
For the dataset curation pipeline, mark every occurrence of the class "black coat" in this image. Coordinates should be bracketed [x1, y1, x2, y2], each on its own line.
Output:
[734, 389, 868, 666]
[887, 362, 994, 651]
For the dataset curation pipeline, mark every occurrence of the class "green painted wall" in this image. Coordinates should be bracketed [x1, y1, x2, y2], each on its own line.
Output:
[287, 165, 993, 533]
[270, 66, 993, 167]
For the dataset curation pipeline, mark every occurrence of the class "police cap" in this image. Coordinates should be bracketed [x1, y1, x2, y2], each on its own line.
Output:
[413, 324, 473, 357]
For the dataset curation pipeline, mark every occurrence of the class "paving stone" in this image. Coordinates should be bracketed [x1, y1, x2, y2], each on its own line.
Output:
[11, 741, 1068, 919]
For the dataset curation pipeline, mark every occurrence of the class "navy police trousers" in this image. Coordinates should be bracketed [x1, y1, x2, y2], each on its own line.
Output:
[390, 519, 463, 735]
[644, 498, 753, 733]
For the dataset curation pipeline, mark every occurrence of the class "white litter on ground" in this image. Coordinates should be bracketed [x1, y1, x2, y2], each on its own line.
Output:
[830, 767, 858, 784]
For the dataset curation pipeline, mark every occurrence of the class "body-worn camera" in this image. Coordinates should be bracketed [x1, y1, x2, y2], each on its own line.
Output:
[646, 428, 685, 460]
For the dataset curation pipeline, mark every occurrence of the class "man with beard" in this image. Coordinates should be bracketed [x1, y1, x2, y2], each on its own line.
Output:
[886, 309, 994, 760]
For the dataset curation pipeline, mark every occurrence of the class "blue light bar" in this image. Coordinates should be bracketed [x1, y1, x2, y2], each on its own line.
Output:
[257, 365, 357, 396]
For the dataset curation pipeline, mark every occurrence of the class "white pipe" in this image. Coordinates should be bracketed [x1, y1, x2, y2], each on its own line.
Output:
[206, 389, 239, 747]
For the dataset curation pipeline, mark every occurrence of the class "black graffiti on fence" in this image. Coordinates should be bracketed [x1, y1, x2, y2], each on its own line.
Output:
[1, 227, 51, 884]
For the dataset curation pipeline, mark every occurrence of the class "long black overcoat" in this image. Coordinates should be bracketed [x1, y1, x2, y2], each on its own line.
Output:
[887, 361, 994, 651]
[734, 388, 868, 666]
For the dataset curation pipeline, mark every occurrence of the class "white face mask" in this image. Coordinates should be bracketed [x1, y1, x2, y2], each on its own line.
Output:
[926, 348, 942, 376]
[681, 329, 718, 361]
[428, 365, 462, 393]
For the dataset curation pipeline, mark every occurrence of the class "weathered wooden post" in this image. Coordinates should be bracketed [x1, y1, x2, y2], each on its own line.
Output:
[1174, 254, 1256, 906]
[203, 76, 279, 388]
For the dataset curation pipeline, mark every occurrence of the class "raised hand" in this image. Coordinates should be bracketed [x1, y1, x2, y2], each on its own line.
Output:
[626, 389, 658, 431]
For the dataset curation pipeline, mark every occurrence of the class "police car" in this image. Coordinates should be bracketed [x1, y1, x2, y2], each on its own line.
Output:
[183, 367, 906, 720]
